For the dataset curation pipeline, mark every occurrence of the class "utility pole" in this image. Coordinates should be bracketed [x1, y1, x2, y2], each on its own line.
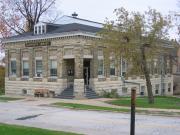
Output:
[130, 88, 136, 135]
[121, 77, 139, 135]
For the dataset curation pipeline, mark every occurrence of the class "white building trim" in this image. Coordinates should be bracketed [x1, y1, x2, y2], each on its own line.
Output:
[2, 31, 101, 44]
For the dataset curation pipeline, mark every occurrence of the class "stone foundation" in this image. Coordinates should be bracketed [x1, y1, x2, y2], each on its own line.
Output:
[74, 79, 85, 99]
[5, 78, 67, 96]
[90, 75, 173, 96]
[5, 75, 173, 97]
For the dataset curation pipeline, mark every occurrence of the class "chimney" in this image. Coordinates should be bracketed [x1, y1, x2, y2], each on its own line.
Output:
[72, 12, 78, 18]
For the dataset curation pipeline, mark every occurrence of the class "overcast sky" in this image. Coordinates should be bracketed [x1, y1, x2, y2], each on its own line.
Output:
[58, 0, 179, 23]
[0, 0, 179, 59]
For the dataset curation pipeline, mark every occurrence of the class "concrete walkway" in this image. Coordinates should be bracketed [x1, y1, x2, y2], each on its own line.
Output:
[5, 95, 180, 114]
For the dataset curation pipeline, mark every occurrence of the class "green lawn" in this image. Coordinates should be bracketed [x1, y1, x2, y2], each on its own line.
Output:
[107, 96, 180, 109]
[0, 96, 23, 102]
[53, 102, 129, 112]
[52, 102, 180, 116]
[0, 88, 5, 95]
[0, 123, 79, 135]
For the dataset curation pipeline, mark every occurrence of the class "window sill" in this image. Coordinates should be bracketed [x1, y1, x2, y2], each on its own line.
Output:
[34, 76, 43, 79]
[110, 76, 118, 81]
[98, 75, 105, 78]
[98, 76, 106, 81]
[33, 77, 43, 82]
[48, 77, 58, 82]
[22, 76, 29, 78]
[21, 76, 29, 81]
[9, 75, 17, 77]
[48, 76, 58, 79]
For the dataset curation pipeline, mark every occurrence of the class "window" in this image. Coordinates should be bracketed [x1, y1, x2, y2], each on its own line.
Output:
[168, 83, 171, 92]
[42, 25, 45, 34]
[110, 60, 115, 76]
[177, 57, 180, 72]
[34, 24, 46, 34]
[178, 63, 180, 72]
[36, 60, 42, 77]
[122, 87, 127, 93]
[23, 61, 29, 76]
[50, 60, 57, 76]
[34, 26, 37, 34]
[166, 60, 170, 74]
[155, 84, 159, 94]
[140, 86, 145, 95]
[121, 58, 127, 77]
[162, 83, 166, 94]
[154, 60, 158, 74]
[98, 49, 103, 56]
[147, 62, 152, 74]
[11, 60, 16, 75]
[98, 59, 104, 76]
[38, 26, 41, 34]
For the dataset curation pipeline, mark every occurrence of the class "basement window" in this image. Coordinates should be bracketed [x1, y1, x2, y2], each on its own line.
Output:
[122, 87, 127, 94]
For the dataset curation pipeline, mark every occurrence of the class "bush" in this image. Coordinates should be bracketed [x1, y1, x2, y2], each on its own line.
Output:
[102, 89, 119, 98]
[0, 66, 5, 95]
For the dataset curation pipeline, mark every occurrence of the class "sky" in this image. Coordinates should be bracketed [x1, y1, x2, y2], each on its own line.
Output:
[0, 0, 179, 59]
[57, 0, 179, 23]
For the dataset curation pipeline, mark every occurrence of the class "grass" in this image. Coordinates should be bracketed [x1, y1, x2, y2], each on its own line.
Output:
[0, 123, 79, 135]
[52, 102, 180, 116]
[0, 96, 23, 102]
[107, 96, 180, 109]
[0, 88, 5, 95]
[53, 102, 130, 112]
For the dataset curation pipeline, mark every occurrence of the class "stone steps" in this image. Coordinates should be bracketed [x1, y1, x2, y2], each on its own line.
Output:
[85, 88, 99, 99]
[56, 87, 74, 99]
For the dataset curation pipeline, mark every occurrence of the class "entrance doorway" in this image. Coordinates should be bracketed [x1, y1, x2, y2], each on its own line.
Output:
[65, 59, 74, 88]
[83, 60, 90, 86]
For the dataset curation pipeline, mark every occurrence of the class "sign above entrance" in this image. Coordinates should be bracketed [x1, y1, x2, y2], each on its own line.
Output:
[25, 41, 51, 47]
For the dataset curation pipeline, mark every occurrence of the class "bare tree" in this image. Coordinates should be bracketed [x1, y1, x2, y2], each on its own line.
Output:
[0, 0, 59, 34]
[0, 0, 60, 53]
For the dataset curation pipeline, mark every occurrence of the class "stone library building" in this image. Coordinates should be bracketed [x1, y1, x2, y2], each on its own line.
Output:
[3, 14, 173, 98]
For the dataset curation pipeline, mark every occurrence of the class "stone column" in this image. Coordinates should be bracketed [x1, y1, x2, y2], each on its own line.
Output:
[16, 49, 21, 80]
[57, 47, 67, 90]
[89, 48, 98, 90]
[91, 48, 98, 78]
[115, 57, 120, 77]
[29, 48, 34, 80]
[42, 47, 48, 82]
[74, 46, 84, 98]
[105, 51, 110, 78]
[57, 48, 63, 78]
[5, 49, 9, 78]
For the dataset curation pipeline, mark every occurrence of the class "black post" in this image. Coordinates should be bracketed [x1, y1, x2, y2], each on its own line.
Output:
[130, 88, 136, 135]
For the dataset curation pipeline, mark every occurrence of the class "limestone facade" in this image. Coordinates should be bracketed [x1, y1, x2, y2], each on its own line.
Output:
[4, 34, 173, 97]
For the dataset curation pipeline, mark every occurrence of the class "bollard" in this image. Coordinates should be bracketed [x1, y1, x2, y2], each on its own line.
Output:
[130, 87, 136, 135]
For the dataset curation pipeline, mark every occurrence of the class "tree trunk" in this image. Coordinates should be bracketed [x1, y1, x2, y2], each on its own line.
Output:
[140, 46, 154, 104]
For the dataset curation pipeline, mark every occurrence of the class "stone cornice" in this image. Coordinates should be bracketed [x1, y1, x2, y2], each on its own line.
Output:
[2, 31, 101, 44]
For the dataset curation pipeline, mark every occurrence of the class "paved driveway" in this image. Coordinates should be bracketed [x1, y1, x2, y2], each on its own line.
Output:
[0, 100, 180, 135]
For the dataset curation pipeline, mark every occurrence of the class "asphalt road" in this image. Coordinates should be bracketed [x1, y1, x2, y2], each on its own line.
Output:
[0, 101, 179, 135]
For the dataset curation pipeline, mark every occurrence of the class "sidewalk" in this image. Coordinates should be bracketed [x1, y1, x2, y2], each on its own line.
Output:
[5, 95, 180, 114]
